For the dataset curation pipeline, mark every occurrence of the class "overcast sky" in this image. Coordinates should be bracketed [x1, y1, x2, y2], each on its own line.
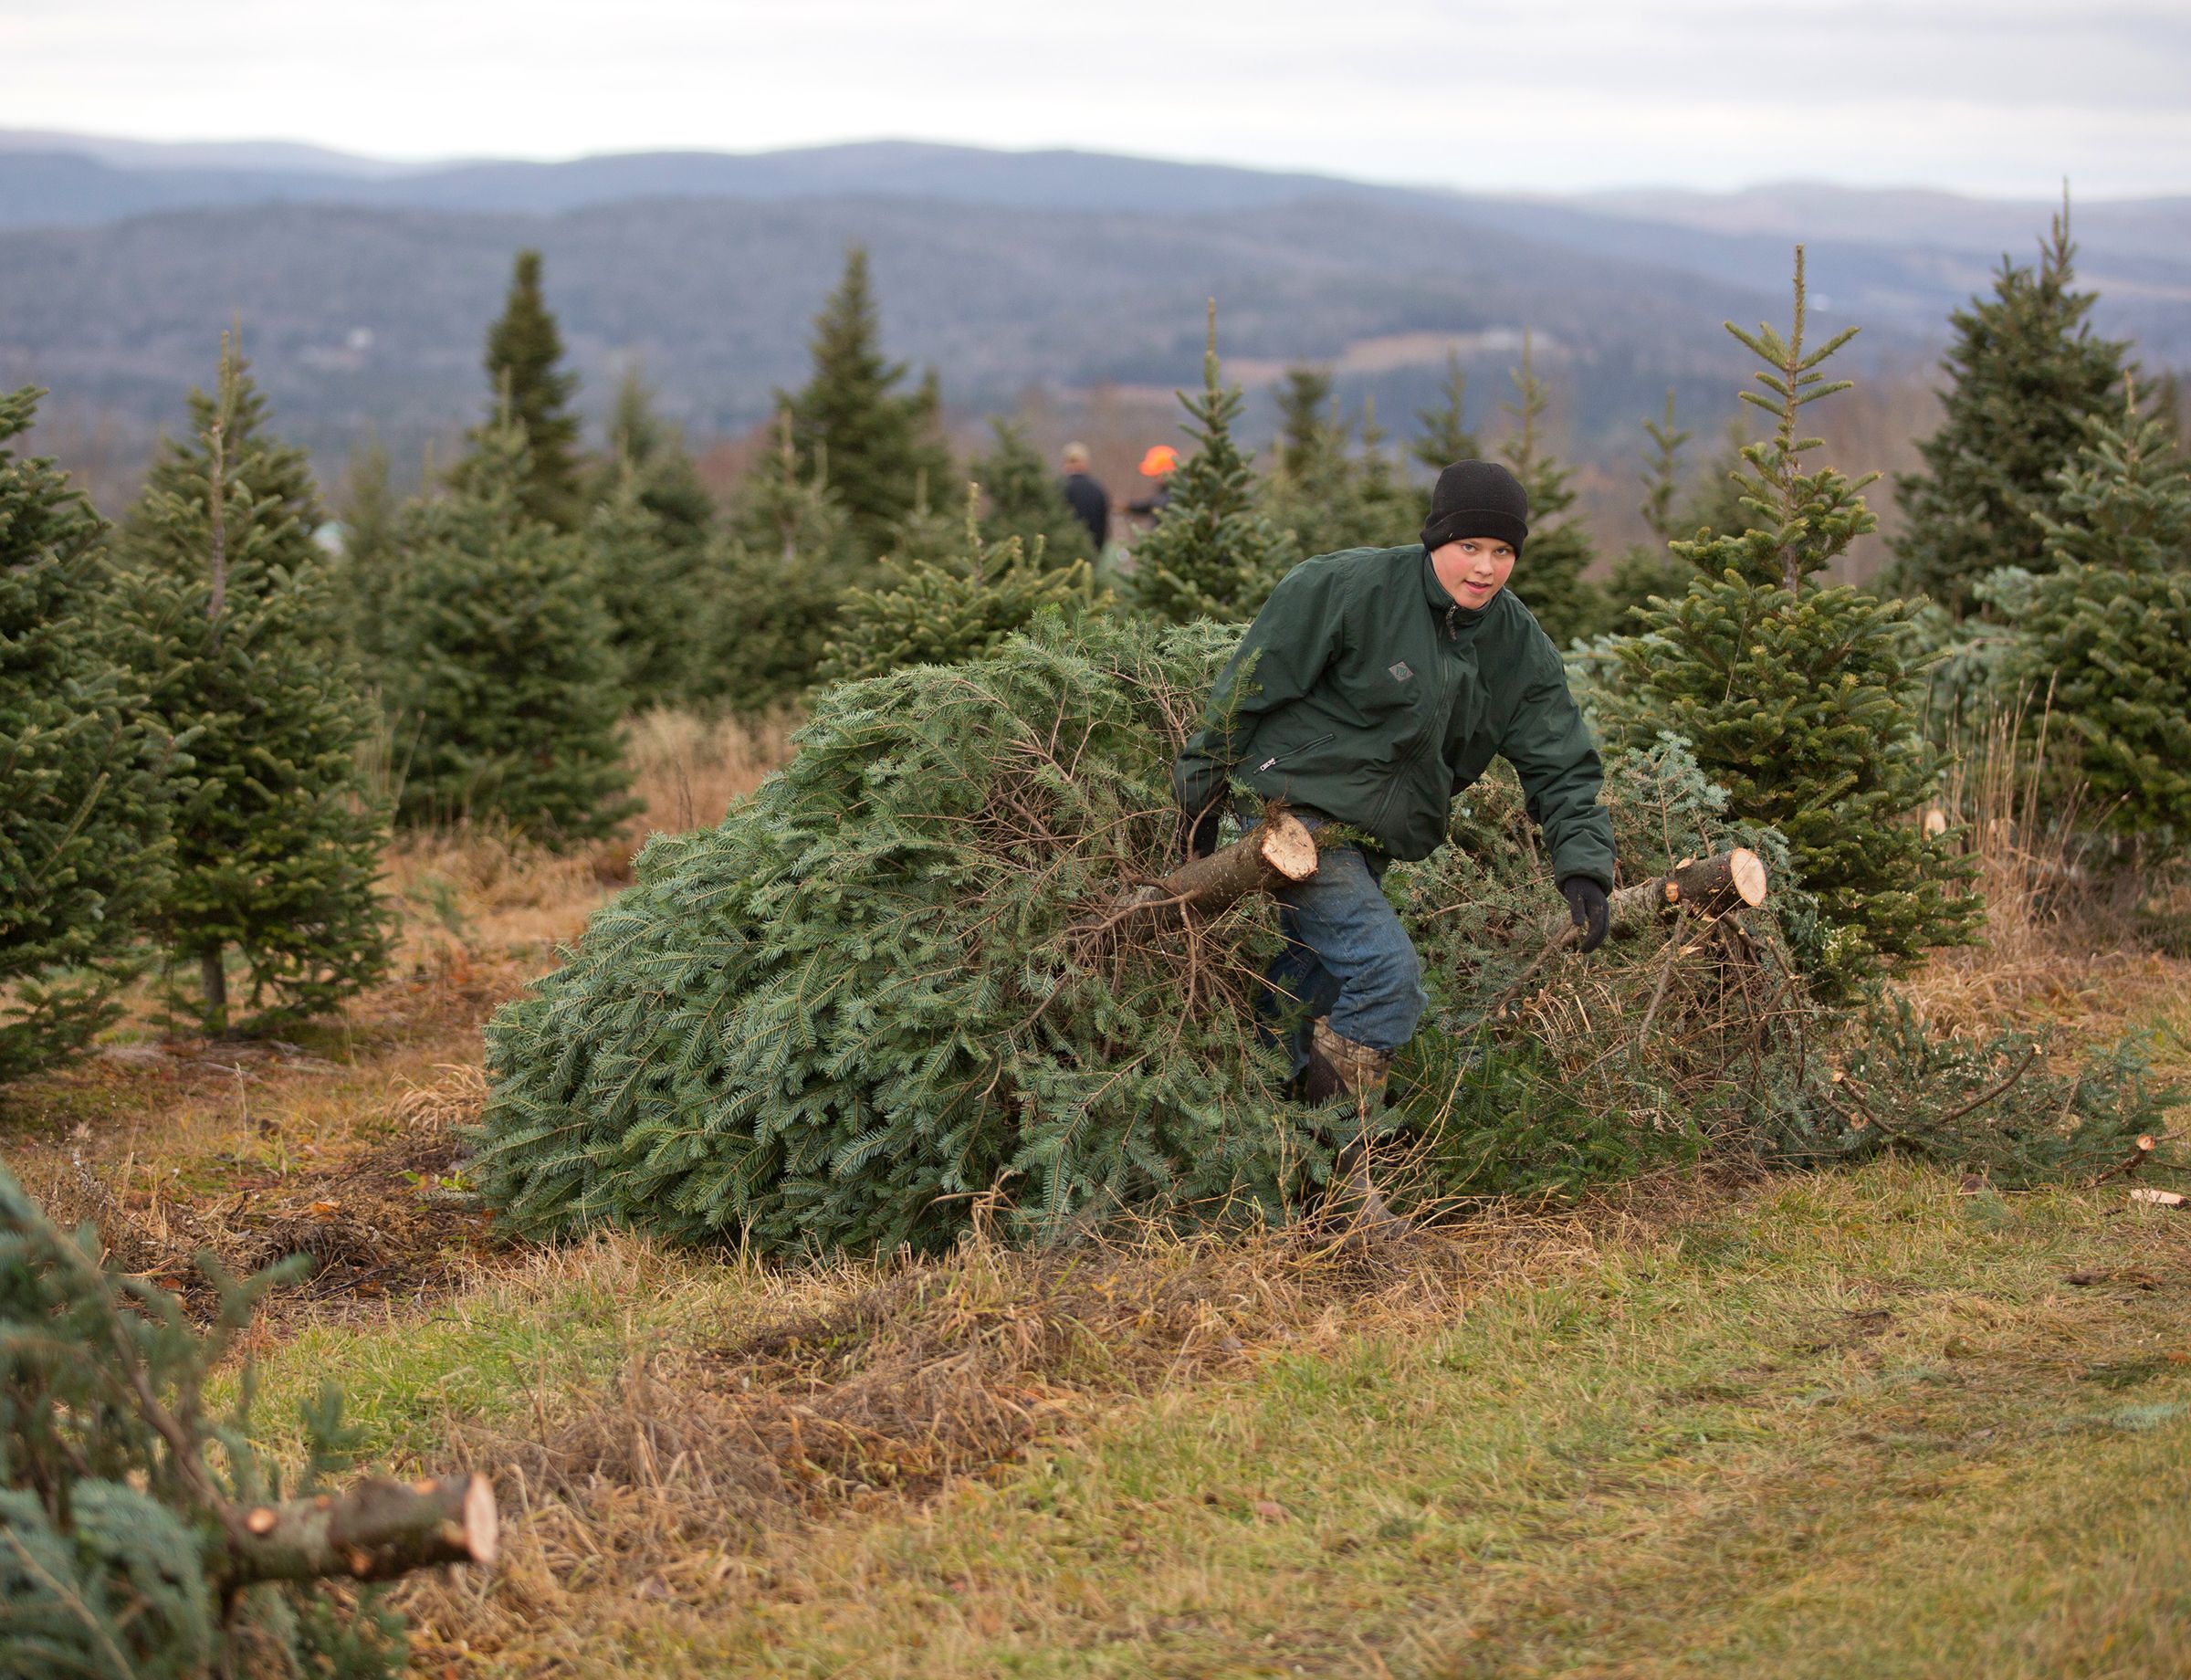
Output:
[4, 0, 2186, 198]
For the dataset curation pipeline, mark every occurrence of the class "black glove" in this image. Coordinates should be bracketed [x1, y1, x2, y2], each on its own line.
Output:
[1179, 804, 1222, 862]
[1560, 876, 1609, 953]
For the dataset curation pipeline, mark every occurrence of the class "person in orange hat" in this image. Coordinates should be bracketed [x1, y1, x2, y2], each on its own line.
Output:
[1122, 443, 1178, 523]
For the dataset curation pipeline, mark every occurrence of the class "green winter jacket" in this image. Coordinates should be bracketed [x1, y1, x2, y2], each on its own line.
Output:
[1173, 545, 1615, 887]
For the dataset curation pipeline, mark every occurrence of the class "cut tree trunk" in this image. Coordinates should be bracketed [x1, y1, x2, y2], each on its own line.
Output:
[1113, 813, 1318, 922]
[221, 1472, 498, 1587]
[1542, 847, 1768, 943]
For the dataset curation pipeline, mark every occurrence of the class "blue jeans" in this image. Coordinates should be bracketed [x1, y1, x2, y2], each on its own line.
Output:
[1260, 824, 1428, 1076]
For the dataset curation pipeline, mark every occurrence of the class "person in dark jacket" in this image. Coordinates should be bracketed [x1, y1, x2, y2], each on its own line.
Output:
[1172, 459, 1614, 1234]
[1059, 443, 1109, 550]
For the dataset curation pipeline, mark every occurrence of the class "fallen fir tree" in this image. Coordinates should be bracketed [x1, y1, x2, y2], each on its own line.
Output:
[0, 1168, 496, 1679]
[475, 610, 1940, 1254]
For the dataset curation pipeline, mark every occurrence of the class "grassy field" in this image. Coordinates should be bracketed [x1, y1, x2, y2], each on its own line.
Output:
[4, 709, 2188, 1678]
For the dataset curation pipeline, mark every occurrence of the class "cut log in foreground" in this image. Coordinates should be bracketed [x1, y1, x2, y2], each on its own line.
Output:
[1120, 812, 1318, 919]
[1540, 847, 1769, 944]
[223, 1473, 498, 1586]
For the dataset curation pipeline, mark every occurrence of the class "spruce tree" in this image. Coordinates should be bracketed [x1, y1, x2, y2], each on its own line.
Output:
[1410, 351, 1483, 474]
[1500, 334, 1607, 646]
[1603, 390, 1699, 634]
[819, 485, 1095, 684]
[591, 366, 714, 551]
[1891, 203, 2128, 615]
[1133, 304, 1299, 624]
[1603, 250, 1977, 992]
[2019, 381, 2191, 842]
[119, 339, 392, 1034]
[0, 387, 173, 1081]
[457, 248, 583, 530]
[784, 246, 954, 558]
[973, 419, 1091, 564]
[1351, 396, 1427, 544]
[384, 419, 636, 842]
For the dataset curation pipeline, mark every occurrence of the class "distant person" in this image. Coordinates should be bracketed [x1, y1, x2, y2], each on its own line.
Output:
[1123, 444, 1177, 522]
[1059, 443, 1109, 550]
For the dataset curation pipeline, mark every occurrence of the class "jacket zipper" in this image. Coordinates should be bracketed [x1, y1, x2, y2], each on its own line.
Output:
[1254, 730, 1334, 773]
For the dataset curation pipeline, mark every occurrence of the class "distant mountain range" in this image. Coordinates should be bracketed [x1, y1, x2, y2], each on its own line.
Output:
[1, 131, 2183, 497]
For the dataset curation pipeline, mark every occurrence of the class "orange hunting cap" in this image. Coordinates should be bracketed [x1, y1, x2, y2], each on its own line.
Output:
[1138, 445, 1179, 477]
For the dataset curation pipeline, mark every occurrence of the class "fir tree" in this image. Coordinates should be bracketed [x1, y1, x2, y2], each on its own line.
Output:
[1603, 390, 1699, 634]
[1891, 201, 2129, 616]
[119, 339, 392, 1034]
[2019, 380, 2191, 842]
[384, 419, 636, 843]
[819, 484, 1095, 684]
[584, 459, 698, 709]
[1603, 250, 1977, 992]
[1133, 303, 1299, 624]
[0, 1166, 414, 1677]
[590, 365, 714, 551]
[457, 248, 583, 530]
[1500, 334, 1607, 646]
[1410, 351, 1483, 475]
[0, 386, 173, 1081]
[783, 246, 954, 558]
[973, 419, 1091, 564]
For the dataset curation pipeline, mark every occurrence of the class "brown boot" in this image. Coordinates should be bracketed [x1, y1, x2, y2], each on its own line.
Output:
[1302, 1020, 1406, 1246]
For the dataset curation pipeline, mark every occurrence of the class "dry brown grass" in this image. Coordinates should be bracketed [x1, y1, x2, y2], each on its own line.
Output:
[1905, 697, 2181, 1051]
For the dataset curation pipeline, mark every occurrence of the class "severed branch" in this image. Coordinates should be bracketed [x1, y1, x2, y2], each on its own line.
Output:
[1537, 847, 1769, 944]
[222, 1473, 498, 1587]
[1096, 812, 1318, 930]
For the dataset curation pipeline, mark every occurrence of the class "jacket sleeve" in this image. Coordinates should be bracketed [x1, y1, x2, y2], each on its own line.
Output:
[1172, 560, 1348, 820]
[1497, 642, 1616, 890]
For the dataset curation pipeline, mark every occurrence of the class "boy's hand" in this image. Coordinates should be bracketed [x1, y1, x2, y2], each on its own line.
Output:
[1179, 807, 1221, 862]
[1560, 877, 1609, 952]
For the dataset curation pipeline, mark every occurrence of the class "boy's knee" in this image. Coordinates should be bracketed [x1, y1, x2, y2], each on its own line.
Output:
[1356, 940, 1427, 1036]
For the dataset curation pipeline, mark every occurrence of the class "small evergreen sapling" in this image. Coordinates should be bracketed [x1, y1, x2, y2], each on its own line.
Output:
[330, 437, 402, 688]
[119, 339, 392, 1034]
[689, 412, 862, 712]
[1891, 200, 2128, 616]
[0, 386, 173, 1080]
[818, 484, 1094, 684]
[1499, 334, 1607, 646]
[1132, 303, 1298, 624]
[584, 458, 701, 709]
[1603, 250, 1977, 992]
[589, 365, 715, 552]
[2019, 381, 2191, 844]
[384, 419, 636, 843]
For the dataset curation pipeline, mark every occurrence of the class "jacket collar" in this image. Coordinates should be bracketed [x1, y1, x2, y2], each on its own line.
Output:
[1420, 545, 1491, 637]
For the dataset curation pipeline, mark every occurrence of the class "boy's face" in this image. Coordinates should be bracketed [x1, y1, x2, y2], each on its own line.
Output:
[1430, 536, 1517, 608]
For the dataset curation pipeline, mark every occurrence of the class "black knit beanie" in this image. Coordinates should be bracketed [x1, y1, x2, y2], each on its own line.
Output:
[1420, 459, 1529, 556]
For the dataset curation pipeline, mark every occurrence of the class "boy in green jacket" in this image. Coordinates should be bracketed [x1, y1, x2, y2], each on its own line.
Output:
[1173, 460, 1614, 1232]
